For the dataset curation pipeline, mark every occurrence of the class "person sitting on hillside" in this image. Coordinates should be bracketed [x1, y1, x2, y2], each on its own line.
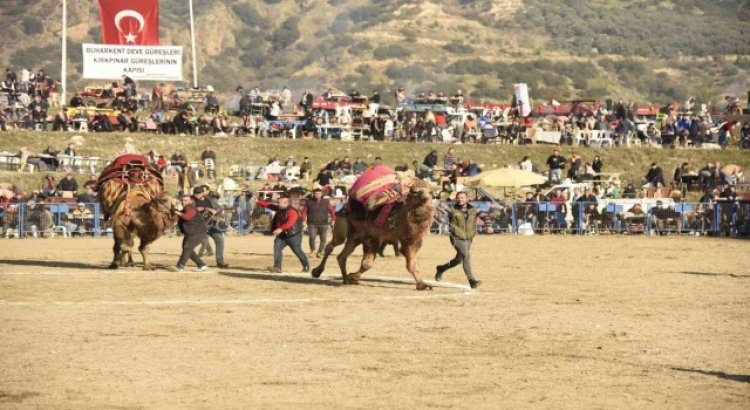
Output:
[56, 172, 79, 196]
[518, 155, 533, 172]
[412, 160, 432, 180]
[52, 108, 70, 132]
[422, 150, 438, 170]
[212, 114, 231, 134]
[645, 123, 661, 146]
[642, 162, 665, 188]
[39, 174, 56, 197]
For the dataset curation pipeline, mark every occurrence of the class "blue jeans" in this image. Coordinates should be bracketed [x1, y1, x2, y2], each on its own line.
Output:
[273, 234, 309, 269]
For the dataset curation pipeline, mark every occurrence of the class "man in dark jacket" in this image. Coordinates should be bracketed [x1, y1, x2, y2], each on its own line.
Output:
[301, 188, 336, 258]
[173, 194, 209, 271]
[435, 191, 481, 289]
[642, 162, 665, 188]
[193, 185, 228, 268]
[257, 194, 309, 273]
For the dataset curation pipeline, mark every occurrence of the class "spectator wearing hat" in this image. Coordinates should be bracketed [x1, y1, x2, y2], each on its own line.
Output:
[257, 194, 309, 273]
[301, 188, 336, 259]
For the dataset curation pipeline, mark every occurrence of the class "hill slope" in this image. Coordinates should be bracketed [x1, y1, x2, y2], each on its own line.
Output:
[2, 0, 749, 105]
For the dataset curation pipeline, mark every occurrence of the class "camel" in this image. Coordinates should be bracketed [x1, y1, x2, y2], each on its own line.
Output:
[107, 190, 179, 270]
[97, 154, 177, 270]
[311, 178, 436, 290]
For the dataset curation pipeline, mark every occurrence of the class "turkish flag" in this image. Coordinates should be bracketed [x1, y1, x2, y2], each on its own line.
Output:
[97, 0, 159, 45]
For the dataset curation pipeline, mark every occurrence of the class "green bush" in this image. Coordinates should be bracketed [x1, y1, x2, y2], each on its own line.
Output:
[446, 59, 496, 75]
[442, 41, 474, 54]
[22, 17, 44, 35]
[373, 45, 410, 60]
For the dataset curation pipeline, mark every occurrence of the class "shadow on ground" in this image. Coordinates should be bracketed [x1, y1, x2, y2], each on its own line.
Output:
[681, 271, 750, 279]
[219, 268, 421, 290]
[0, 259, 108, 270]
[672, 367, 750, 383]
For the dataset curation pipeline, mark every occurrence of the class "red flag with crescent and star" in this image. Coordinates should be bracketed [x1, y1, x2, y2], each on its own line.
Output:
[97, 0, 159, 45]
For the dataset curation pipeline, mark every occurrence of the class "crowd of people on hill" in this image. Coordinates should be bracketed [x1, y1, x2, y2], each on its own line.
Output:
[2, 65, 749, 150]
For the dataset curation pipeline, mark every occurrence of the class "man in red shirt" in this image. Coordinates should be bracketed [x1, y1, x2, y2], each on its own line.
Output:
[173, 194, 209, 272]
[257, 194, 309, 273]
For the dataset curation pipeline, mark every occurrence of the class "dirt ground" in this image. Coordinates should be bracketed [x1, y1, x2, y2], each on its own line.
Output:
[0, 234, 748, 409]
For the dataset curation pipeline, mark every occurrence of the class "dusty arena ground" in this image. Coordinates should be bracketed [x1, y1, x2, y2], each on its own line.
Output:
[0, 234, 748, 409]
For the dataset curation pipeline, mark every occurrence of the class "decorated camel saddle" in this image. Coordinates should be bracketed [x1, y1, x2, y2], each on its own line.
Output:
[347, 165, 406, 229]
[96, 154, 164, 220]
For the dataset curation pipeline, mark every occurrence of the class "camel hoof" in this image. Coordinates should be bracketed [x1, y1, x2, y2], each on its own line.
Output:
[108, 263, 119, 270]
[346, 273, 361, 283]
[416, 282, 433, 291]
[311, 266, 324, 278]
[142, 265, 154, 271]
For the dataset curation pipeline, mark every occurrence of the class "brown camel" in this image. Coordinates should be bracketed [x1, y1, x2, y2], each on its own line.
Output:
[97, 154, 175, 270]
[311, 180, 436, 290]
[107, 190, 179, 270]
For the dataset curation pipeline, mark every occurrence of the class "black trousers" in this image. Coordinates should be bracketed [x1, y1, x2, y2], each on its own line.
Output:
[177, 232, 207, 267]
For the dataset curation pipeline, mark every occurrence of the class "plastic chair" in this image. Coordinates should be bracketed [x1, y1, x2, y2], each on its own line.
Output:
[51, 226, 70, 238]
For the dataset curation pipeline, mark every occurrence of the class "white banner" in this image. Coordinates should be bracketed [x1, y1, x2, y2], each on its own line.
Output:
[82, 43, 183, 81]
[514, 83, 531, 117]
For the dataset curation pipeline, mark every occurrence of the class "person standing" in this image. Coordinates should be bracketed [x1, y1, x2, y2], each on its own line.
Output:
[257, 194, 309, 273]
[435, 191, 481, 289]
[170, 150, 188, 193]
[301, 188, 336, 258]
[546, 149, 566, 184]
[173, 194, 209, 272]
[193, 186, 228, 268]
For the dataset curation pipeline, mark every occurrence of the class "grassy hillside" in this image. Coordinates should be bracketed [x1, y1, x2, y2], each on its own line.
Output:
[1, 131, 747, 198]
[1, 0, 749, 106]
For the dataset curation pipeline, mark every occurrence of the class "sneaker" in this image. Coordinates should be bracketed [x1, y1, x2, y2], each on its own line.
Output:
[469, 279, 482, 289]
[302, 265, 310, 273]
[217, 262, 229, 268]
[269, 266, 282, 273]
[169, 265, 184, 272]
[196, 265, 210, 272]
[435, 265, 446, 282]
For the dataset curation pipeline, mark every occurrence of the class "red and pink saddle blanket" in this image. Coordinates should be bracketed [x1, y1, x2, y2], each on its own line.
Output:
[96, 154, 164, 191]
[348, 165, 401, 228]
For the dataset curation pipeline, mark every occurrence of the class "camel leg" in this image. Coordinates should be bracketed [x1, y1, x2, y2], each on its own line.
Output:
[311, 216, 349, 278]
[122, 237, 136, 267]
[109, 237, 123, 269]
[336, 235, 362, 285]
[139, 240, 154, 271]
[402, 238, 431, 291]
[348, 237, 378, 283]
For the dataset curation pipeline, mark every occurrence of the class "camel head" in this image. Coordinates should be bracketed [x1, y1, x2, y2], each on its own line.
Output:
[149, 192, 181, 217]
[405, 184, 435, 209]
